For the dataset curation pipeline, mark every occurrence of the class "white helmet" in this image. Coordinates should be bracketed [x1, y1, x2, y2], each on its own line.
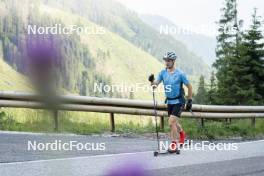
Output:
[163, 52, 177, 60]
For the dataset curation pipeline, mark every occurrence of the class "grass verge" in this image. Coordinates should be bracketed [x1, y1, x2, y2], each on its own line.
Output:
[0, 110, 264, 139]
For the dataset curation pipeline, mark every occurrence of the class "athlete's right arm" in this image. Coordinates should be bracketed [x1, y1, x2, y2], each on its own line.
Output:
[149, 71, 163, 88]
[151, 80, 161, 88]
[151, 74, 162, 88]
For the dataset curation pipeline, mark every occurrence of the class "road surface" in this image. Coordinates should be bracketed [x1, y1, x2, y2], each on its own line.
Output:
[0, 131, 264, 176]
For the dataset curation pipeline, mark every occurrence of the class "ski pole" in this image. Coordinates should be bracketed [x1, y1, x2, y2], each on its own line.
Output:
[152, 87, 160, 151]
[189, 109, 202, 128]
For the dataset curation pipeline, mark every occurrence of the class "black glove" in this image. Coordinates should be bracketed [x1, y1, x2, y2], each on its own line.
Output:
[148, 74, 155, 82]
[186, 99, 192, 111]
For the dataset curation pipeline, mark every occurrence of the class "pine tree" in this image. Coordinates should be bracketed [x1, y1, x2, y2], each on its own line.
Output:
[194, 75, 208, 104]
[238, 8, 264, 105]
[208, 71, 217, 105]
[214, 0, 242, 105]
[80, 71, 88, 96]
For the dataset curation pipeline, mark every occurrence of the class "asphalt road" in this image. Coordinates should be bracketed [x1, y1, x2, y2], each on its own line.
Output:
[0, 131, 264, 176]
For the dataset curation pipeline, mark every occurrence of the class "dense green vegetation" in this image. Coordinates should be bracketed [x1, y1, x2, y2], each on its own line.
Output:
[213, 0, 264, 105]
[193, 72, 218, 105]
[194, 0, 264, 106]
[0, 2, 113, 97]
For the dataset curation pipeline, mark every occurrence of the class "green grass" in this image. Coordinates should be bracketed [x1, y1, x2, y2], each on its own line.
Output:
[0, 58, 32, 91]
[0, 110, 155, 134]
[179, 118, 264, 140]
[1, 109, 264, 139]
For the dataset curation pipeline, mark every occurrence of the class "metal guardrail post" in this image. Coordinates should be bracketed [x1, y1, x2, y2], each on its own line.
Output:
[225, 118, 231, 124]
[201, 118, 204, 128]
[159, 116, 164, 131]
[251, 117, 256, 128]
[53, 110, 59, 132]
[110, 113, 115, 132]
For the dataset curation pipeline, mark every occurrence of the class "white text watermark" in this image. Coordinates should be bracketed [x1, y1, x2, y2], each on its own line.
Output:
[27, 24, 106, 35]
[93, 82, 171, 94]
[27, 140, 106, 151]
[160, 140, 238, 151]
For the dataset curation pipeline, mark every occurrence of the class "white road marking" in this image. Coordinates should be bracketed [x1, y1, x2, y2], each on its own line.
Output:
[0, 151, 154, 165]
[0, 130, 78, 136]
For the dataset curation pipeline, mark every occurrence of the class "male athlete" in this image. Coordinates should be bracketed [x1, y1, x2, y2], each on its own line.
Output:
[149, 52, 193, 152]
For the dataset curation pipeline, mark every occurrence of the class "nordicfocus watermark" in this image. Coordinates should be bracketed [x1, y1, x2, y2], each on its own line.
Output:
[159, 24, 242, 36]
[94, 82, 171, 94]
[27, 24, 106, 35]
[160, 140, 238, 151]
[27, 140, 106, 151]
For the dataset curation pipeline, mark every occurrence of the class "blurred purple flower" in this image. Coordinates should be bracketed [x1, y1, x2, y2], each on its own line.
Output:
[26, 34, 61, 74]
[25, 34, 62, 108]
[106, 160, 151, 176]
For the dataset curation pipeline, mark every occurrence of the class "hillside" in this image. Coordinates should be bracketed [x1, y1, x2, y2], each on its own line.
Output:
[41, 0, 210, 77]
[0, 0, 202, 101]
[0, 1, 162, 100]
[140, 14, 217, 66]
[0, 57, 31, 91]
[39, 4, 164, 99]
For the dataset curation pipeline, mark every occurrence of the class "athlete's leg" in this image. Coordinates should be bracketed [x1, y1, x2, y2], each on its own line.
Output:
[172, 104, 185, 145]
[176, 118, 183, 132]
[168, 115, 178, 142]
[175, 117, 185, 145]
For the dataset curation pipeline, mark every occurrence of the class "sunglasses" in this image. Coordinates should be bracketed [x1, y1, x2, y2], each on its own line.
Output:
[163, 59, 174, 62]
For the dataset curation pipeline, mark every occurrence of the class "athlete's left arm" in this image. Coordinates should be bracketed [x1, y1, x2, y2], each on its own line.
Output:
[185, 83, 193, 100]
[181, 73, 193, 100]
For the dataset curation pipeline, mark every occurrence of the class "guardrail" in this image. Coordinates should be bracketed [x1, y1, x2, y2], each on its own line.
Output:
[0, 91, 264, 131]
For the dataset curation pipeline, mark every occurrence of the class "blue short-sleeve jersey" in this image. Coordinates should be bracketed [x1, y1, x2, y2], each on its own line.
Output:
[157, 68, 190, 104]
